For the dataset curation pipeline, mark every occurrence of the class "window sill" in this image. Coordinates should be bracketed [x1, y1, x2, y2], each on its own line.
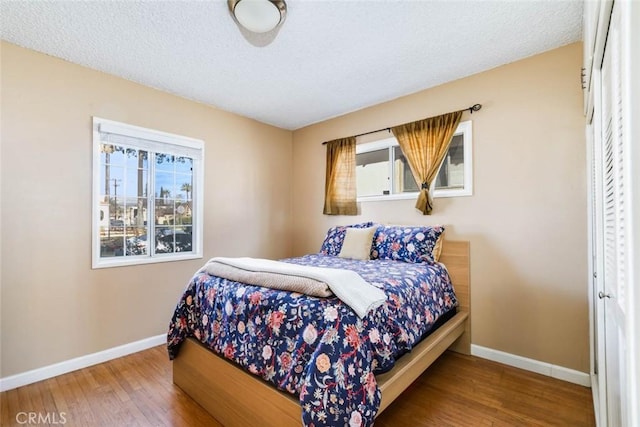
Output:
[357, 189, 472, 203]
[92, 252, 203, 269]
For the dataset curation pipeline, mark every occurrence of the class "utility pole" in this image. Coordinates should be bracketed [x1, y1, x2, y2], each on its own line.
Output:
[108, 178, 121, 240]
[113, 178, 120, 216]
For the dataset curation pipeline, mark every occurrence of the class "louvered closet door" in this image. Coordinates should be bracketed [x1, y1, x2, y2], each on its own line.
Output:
[599, 2, 628, 425]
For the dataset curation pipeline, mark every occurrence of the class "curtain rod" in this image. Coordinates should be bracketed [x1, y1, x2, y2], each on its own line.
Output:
[322, 103, 482, 144]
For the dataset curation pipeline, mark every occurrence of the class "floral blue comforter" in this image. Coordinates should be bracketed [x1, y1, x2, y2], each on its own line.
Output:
[167, 254, 458, 426]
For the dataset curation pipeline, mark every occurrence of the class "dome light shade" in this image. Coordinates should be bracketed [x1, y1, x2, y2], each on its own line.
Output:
[228, 0, 287, 34]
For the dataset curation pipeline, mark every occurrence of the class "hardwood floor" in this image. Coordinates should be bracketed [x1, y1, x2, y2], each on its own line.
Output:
[0, 346, 594, 426]
[376, 352, 595, 427]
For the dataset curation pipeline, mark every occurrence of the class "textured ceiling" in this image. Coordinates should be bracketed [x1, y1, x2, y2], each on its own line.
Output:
[0, 0, 583, 130]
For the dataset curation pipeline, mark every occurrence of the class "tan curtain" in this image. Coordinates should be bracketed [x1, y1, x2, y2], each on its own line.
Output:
[392, 111, 462, 215]
[323, 137, 357, 215]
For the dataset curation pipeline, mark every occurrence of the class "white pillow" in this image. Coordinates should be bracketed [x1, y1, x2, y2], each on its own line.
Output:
[338, 226, 377, 260]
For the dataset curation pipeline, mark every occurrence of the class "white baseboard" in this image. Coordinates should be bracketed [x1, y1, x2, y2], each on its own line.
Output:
[471, 344, 591, 387]
[0, 338, 590, 392]
[0, 334, 166, 392]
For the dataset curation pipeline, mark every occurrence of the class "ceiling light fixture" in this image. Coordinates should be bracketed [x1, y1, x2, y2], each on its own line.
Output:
[228, 0, 287, 34]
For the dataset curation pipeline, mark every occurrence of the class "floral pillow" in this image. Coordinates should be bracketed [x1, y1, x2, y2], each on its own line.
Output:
[319, 222, 375, 256]
[371, 225, 445, 263]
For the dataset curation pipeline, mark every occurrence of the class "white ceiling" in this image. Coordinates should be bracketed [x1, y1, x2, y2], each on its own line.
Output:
[0, 0, 583, 130]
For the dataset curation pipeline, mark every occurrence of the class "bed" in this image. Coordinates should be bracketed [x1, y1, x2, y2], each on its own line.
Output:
[168, 224, 470, 427]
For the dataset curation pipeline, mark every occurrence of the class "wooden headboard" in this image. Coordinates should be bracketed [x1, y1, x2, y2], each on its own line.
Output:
[438, 240, 470, 354]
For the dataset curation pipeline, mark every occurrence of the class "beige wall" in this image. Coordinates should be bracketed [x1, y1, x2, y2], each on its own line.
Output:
[0, 42, 292, 377]
[0, 41, 589, 378]
[291, 43, 589, 372]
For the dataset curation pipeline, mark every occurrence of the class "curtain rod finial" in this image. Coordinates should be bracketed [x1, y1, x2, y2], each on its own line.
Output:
[469, 104, 482, 114]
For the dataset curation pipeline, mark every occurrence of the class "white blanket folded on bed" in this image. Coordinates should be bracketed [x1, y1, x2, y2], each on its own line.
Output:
[204, 257, 387, 318]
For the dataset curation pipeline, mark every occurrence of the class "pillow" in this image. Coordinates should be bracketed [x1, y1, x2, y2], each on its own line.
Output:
[338, 226, 377, 260]
[371, 224, 444, 263]
[432, 230, 445, 262]
[319, 222, 375, 256]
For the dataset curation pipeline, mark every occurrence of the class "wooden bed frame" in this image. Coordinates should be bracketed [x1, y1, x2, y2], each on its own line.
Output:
[173, 240, 470, 427]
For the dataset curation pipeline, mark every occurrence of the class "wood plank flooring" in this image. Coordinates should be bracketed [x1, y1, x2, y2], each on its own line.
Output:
[375, 351, 595, 427]
[1, 346, 594, 426]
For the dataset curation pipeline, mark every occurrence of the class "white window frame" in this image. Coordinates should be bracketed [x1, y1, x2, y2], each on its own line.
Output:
[356, 120, 473, 202]
[92, 117, 204, 269]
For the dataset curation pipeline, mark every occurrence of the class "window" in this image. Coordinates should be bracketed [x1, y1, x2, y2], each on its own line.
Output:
[92, 117, 204, 268]
[356, 120, 472, 201]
